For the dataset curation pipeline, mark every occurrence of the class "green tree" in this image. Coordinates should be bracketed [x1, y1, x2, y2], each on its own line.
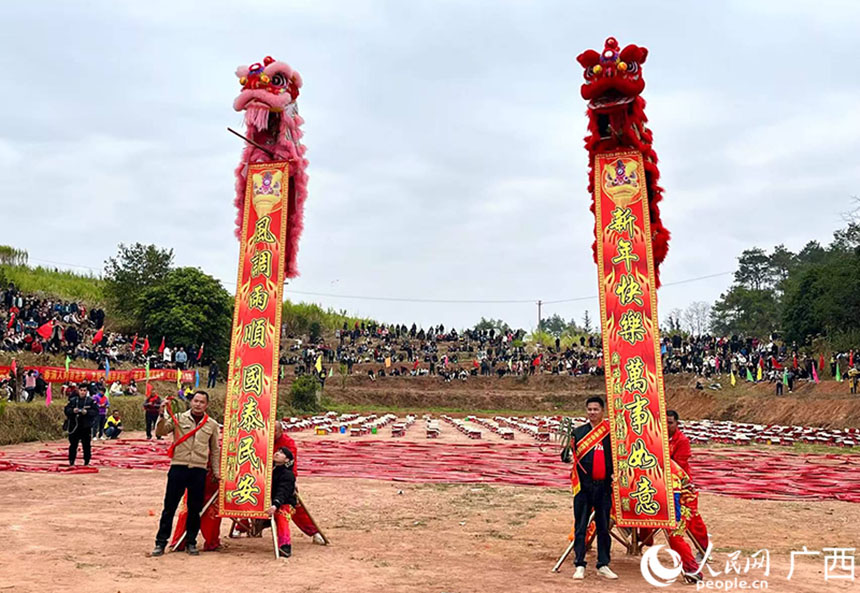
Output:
[287, 374, 320, 413]
[137, 267, 232, 363]
[710, 286, 779, 337]
[473, 317, 511, 334]
[538, 313, 567, 337]
[734, 248, 774, 290]
[582, 310, 594, 334]
[104, 243, 174, 322]
[309, 321, 322, 343]
[768, 244, 796, 291]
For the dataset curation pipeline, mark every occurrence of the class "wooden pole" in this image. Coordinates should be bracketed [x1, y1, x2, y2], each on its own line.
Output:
[271, 516, 280, 559]
[296, 491, 330, 544]
[227, 127, 276, 158]
[552, 540, 576, 573]
[171, 491, 219, 551]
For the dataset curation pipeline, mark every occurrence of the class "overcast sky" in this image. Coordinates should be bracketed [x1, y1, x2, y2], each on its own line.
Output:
[1, 1, 858, 331]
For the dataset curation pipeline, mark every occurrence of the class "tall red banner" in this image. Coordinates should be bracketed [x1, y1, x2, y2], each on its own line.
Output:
[219, 161, 289, 518]
[594, 150, 675, 528]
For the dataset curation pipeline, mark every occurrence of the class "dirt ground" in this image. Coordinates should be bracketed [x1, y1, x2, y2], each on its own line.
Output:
[1, 433, 858, 593]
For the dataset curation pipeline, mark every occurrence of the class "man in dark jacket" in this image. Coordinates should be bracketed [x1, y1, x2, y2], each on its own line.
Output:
[564, 396, 616, 580]
[64, 384, 98, 466]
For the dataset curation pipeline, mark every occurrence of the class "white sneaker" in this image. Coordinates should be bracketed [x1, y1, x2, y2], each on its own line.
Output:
[573, 566, 585, 580]
[312, 533, 326, 545]
[597, 566, 618, 580]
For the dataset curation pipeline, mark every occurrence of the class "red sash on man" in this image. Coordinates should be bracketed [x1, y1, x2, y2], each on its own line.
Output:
[570, 420, 610, 497]
[164, 399, 210, 459]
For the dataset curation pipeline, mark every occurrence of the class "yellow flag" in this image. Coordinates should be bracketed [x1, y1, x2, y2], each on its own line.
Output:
[730, 370, 736, 387]
[176, 369, 181, 388]
[756, 364, 762, 382]
[385, 356, 391, 368]
[315, 355, 322, 373]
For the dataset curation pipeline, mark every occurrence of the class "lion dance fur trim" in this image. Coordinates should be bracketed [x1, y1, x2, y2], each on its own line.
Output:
[577, 37, 669, 286]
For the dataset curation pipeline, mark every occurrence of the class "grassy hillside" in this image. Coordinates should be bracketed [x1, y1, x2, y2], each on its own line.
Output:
[0, 264, 105, 304]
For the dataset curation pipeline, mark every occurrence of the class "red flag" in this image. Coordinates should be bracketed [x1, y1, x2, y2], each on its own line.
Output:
[131, 334, 138, 351]
[158, 336, 166, 353]
[36, 321, 53, 340]
[92, 328, 104, 345]
[143, 336, 150, 354]
[758, 357, 764, 369]
[6, 312, 15, 329]
[197, 343, 204, 360]
[771, 356, 782, 370]
[793, 354, 798, 369]
[473, 359, 479, 368]
[146, 382, 153, 397]
[819, 354, 825, 372]
[45, 383, 52, 407]
[10, 359, 17, 376]
[412, 359, 420, 371]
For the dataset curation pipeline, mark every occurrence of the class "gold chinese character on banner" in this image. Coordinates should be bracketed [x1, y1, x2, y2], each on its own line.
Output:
[611, 352, 621, 365]
[624, 392, 653, 435]
[242, 363, 264, 396]
[615, 412, 628, 440]
[237, 435, 262, 470]
[624, 356, 647, 394]
[238, 396, 265, 432]
[606, 206, 637, 236]
[248, 284, 270, 312]
[615, 273, 644, 307]
[250, 250, 272, 278]
[627, 438, 658, 470]
[225, 456, 239, 481]
[251, 215, 277, 244]
[229, 473, 261, 506]
[618, 310, 646, 345]
[611, 239, 639, 274]
[629, 475, 660, 515]
[243, 318, 268, 348]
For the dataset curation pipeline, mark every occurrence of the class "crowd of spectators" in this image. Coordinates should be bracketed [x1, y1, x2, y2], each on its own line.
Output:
[1, 283, 206, 368]
[5, 281, 850, 395]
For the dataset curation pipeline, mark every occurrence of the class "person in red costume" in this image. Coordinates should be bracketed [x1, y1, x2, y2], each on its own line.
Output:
[273, 421, 326, 545]
[229, 421, 327, 544]
[667, 410, 710, 553]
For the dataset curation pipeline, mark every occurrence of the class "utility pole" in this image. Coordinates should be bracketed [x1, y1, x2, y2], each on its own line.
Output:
[537, 300, 542, 332]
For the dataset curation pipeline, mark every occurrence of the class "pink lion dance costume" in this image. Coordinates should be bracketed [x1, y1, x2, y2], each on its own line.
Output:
[577, 37, 669, 286]
[233, 56, 308, 278]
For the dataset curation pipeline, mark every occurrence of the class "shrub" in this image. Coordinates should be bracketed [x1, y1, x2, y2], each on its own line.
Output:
[288, 374, 320, 413]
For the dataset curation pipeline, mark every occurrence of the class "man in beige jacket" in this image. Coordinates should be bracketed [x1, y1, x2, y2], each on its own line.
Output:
[151, 390, 220, 557]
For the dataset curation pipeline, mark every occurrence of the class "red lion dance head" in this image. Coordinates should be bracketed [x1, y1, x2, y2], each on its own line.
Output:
[577, 37, 669, 286]
[233, 56, 308, 278]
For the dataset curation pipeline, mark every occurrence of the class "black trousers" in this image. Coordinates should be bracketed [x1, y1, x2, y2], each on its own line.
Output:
[92, 415, 106, 438]
[156, 465, 207, 547]
[573, 479, 612, 568]
[68, 427, 92, 465]
[207, 375, 216, 388]
[145, 413, 159, 438]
